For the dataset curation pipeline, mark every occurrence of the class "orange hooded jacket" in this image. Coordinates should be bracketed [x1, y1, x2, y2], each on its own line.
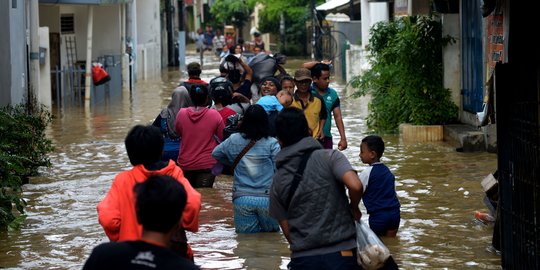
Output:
[97, 160, 201, 241]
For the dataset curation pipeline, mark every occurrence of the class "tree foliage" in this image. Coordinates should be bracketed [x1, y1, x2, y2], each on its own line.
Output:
[210, 0, 257, 31]
[0, 103, 54, 230]
[350, 15, 458, 133]
[256, 0, 313, 55]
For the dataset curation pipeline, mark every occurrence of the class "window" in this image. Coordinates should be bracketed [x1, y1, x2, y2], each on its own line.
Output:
[60, 14, 75, 34]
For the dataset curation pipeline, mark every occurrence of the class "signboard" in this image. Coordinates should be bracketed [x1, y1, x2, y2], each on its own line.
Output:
[487, 14, 504, 75]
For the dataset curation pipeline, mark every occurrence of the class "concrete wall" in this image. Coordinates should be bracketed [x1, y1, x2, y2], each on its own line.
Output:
[442, 14, 461, 113]
[333, 21, 362, 83]
[39, 27, 52, 109]
[39, 5, 60, 32]
[136, 0, 161, 80]
[0, 0, 27, 106]
[360, 0, 389, 49]
[93, 6, 122, 56]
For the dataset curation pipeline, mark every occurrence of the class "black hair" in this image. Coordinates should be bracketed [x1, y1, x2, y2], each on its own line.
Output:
[187, 62, 202, 77]
[188, 84, 209, 106]
[310, 63, 330, 78]
[227, 69, 242, 84]
[280, 75, 294, 83]
[361, 135, 385, 159]
[219, 64, 228, 74]
[125, 125, 164, 166]
[134, 174, 187, 233]
[276, 107, 310, 147]
[229, 43, 243, 54]
[239, 104, 270, 140]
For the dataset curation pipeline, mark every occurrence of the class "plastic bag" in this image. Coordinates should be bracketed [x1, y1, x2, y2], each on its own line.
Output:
[92, 62, 111, 86]
[356, 220, 391, 270]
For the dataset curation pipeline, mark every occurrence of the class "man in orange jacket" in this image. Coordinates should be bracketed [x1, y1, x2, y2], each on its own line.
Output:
[97, 124, 202, 260]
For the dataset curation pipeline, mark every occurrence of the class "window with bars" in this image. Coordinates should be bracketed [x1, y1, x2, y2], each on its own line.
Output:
[60, 14, 75, 34]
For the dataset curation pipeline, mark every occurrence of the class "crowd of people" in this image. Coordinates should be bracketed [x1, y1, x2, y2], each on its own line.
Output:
[195, 25, 268, 62]
[85, 48, 402, 269]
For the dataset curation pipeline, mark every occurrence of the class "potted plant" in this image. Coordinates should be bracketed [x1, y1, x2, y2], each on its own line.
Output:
[350, 15, 458, 135]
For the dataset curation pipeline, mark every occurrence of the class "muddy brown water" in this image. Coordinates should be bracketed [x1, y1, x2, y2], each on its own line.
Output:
[0, 54, 500, 269]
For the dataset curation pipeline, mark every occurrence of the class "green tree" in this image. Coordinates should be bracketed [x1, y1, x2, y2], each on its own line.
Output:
[350, 15, 458, 133]
[256, 0, 313, 55]
[0, 103, 54, 230]
[210, 0, 257, 37]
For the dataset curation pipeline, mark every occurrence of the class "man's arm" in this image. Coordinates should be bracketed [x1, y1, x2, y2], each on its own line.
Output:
[342, 170, 363, 221]
[333, 106, 348, 151]
[278, 220, 291, 243]
[238, 58, 253, 82]
[302, 60, 332, 70]
[317, 118, 326, 140]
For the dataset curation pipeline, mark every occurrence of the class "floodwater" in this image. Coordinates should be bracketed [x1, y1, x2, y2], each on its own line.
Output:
[0, 53, 501, 269]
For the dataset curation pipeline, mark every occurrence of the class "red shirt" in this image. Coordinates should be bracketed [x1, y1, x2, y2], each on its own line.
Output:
[215, 107, 237, 122]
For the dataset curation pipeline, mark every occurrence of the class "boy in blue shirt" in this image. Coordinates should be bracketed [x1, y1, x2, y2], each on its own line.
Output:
[359, 135, 401, 237]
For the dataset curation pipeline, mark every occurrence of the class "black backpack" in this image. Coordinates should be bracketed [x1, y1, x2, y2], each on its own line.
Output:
[223, 104, 245, 140]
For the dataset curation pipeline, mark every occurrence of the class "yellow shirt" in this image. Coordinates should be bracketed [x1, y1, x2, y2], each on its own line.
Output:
[291, 92, 327, 138]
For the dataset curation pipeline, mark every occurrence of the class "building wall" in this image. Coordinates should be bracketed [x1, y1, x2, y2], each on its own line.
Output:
[39, 5, 60, 32]
[0, 0, 27, 106]
[39, 5, 122, 68]
[442, 14, 461, 111]
[39, 27, 52, 109]
[136, 0, 161, 79]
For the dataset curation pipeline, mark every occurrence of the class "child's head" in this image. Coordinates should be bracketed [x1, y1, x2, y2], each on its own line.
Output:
[189, 84, 209, 106]
[360, 135, 385, 164]
[277, 90, 293, 107]
[280, 76, 295, 94]
[125, 125, 164, 166]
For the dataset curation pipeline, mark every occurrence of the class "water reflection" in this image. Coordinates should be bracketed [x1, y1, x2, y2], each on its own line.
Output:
[0, 55, 500, 269]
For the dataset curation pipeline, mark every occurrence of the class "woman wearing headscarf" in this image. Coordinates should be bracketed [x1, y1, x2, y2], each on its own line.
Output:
[153, 87, 193, 162]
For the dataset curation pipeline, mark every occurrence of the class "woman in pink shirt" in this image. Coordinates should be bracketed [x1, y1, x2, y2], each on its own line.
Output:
[175, 84, 225, 188]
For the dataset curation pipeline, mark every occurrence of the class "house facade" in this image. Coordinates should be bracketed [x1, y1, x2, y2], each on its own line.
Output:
[0, 0, 161, 109]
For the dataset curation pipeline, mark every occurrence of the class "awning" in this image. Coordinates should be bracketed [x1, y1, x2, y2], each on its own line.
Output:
[316, 0, 351, 11]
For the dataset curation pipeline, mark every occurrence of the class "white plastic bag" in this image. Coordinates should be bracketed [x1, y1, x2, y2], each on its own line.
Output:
[356, 220, 391, 270]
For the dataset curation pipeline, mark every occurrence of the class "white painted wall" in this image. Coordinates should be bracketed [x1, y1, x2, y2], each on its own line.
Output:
[92, 6, 121, 56]
[136, 0, 161, 79]
[442, 14, 461, 110]
[360, 0, 389, 49]
[38, 27, 52, 109]
[40, 5, 123, 68]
